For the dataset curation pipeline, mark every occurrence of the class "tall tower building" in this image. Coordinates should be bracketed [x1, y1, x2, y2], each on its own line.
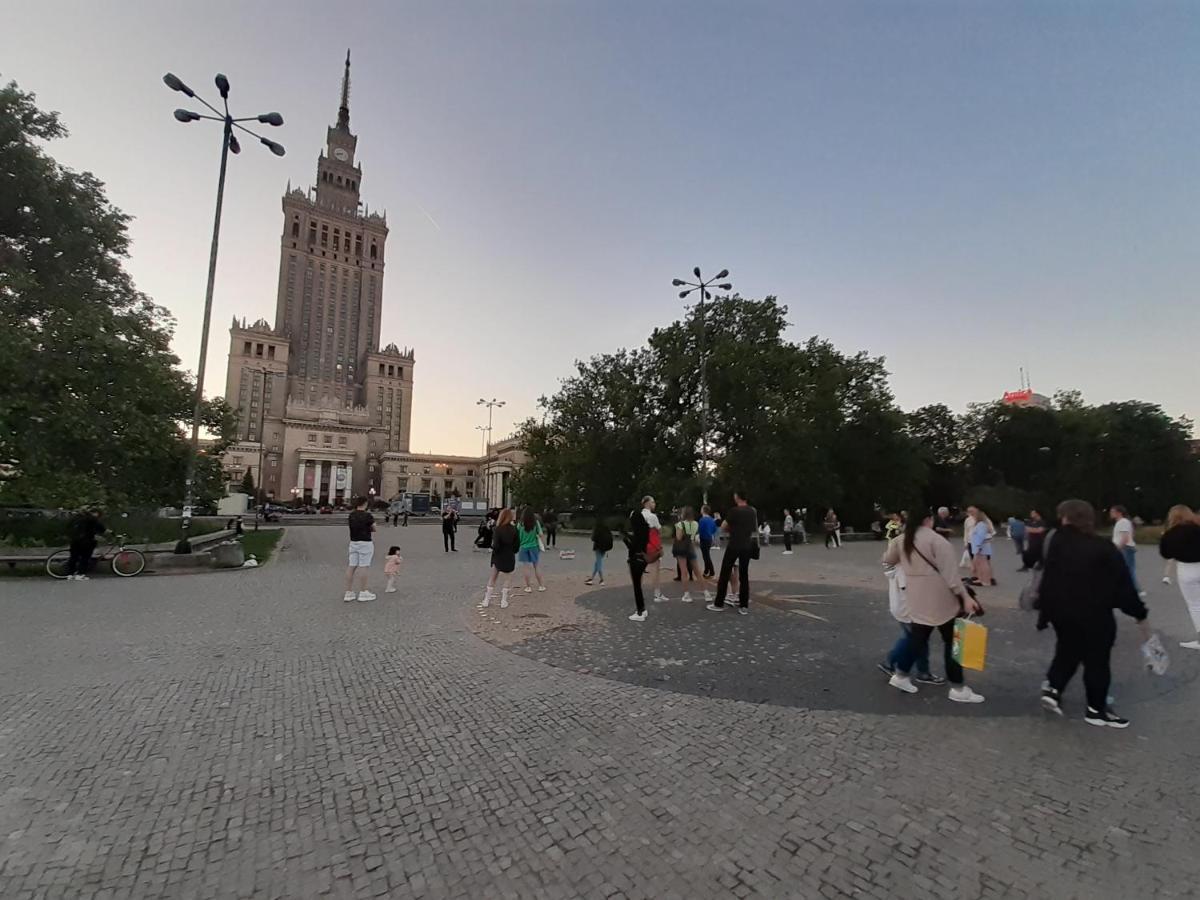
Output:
[222, 52, 415, 506]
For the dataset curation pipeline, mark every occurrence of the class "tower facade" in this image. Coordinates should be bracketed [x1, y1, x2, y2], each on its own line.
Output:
[221, 53, 415, 507]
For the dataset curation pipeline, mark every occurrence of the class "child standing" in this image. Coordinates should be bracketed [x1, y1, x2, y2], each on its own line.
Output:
[384, 546, 403, 593]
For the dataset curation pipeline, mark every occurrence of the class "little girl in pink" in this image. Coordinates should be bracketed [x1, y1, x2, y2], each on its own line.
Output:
[384, 546, 402, 593]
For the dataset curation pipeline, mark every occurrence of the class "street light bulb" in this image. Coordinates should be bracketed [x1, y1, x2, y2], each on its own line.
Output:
[260, 138, 286, 157]
[258, 112, 284, 126]
[163, 73, 194, 97]
[716, 269, 729, 279]
[215, 73, 230, 98]
[671, 279, 685, 287]
[228, 134, 241, 154]
[718, 283, 732, 291]
[173, 109, 201, 123]
[679, 290, 690, 299]
[693, 266, 702, 279]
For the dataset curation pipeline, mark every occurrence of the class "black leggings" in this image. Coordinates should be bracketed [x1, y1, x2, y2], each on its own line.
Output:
[443, 529, 456, 551]
[700, 541, 714, 577]
[715, 548, 752, 608]
[1046, 619, 1115, 711]
[629, 560, 646, 614]
[546, 527, 557, 547]
[66, 541, 95, 576]
[897, 619, 963, 685]
[825, 530, 840, 548]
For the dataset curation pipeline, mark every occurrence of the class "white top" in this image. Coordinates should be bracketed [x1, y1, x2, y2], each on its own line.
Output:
[783, 514, 794, 532]
[641, 508, 661, 530]
[1112, 517, 1135, 548]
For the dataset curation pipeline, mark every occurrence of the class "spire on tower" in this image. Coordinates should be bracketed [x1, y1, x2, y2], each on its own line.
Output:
[336, 49, 351, 131]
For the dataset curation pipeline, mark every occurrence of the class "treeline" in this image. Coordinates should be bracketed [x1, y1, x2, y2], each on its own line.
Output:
[511, 295, 1199, 528]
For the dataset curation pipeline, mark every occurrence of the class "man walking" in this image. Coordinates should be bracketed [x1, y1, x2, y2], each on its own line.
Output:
[543, 509, 559, 548]
[343, 496, 376, 602]
[707, 490, 758, 615]
[1109, 505, 1144, 597]
[697, 505, 717, 580]
[782, 509, 794, 554]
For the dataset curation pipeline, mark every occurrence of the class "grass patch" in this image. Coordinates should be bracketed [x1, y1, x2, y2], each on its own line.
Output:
[241, 528, 283, 564]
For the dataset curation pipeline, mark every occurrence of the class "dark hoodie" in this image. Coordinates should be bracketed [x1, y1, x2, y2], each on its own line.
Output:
[1160, 522, 1200, 564]
[1038, 525, 1147, 629]
[625, 508, 650, 564]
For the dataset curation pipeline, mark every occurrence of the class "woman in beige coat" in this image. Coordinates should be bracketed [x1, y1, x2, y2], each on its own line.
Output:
[882, 511, 986, 703]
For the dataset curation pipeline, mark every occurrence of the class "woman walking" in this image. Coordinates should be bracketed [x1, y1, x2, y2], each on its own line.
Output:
[625, 501, 652, 622]
[968, 506, 996, 587]
[1159, 504, 1200, 650]
[824, 509, 841, 549]
[517, 507, 546, 593]
[586, 519, 613, 585]
[672, 506, 701, 602]
[883, 510, 985, 703]
[481, 508, 518, 608]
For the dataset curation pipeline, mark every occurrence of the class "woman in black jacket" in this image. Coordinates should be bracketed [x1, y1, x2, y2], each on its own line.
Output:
[1038, 499, 1151, 728]
[586, 520, 614, 586]
[624, 501, 652, 622]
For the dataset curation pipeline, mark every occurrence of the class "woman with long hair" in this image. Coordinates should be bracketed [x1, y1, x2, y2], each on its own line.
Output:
[640, 496, 667, 603]
[967, 506, 996, 587]
[516, 506, 546, 593]
[482, 508, 518, 608]
[672, 506, 701, 602]
[883, 510, 985, 703]
[1159, 504, 1200, 650]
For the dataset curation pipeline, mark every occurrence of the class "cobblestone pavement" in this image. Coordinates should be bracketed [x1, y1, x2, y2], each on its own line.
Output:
[2, 525, 1198, 899]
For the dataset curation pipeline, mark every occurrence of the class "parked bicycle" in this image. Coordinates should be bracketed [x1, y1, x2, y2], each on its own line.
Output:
[46, 533, 146, 579]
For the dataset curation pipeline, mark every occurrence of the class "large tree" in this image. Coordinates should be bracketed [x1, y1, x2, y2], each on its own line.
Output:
[0, 80, 234, 509]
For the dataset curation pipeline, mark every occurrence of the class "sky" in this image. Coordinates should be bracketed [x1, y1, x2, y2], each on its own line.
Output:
[5, 1, 1199, 454]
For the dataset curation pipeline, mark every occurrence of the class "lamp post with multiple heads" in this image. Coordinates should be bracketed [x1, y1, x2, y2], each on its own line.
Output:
[477, 398, 506, 507]
[162, 71, 285, 553]
[671, 268, 732, 507]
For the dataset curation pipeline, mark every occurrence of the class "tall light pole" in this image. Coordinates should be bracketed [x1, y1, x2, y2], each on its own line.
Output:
[163, 71, 285, 553]
[671, 268, 732, 506]
[477, 398, 506, 507]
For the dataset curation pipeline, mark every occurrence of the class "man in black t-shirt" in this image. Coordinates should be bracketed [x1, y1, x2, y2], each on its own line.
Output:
[344, 497, 376, 602]
[708, 491, 758, 614]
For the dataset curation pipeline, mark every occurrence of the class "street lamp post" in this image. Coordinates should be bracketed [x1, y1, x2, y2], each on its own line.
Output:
[671, 268, 732, 506]
[477, 398, 506, 507]
[162, 71, 285, 553]
[252, 367, 271, 532]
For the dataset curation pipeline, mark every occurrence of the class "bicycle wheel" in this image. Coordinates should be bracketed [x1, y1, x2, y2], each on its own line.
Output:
[112, 548, 146, 577]
[46, 549, 72, 579]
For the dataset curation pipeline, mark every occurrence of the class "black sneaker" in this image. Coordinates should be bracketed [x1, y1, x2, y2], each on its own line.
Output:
[1041, 686, 1063, 716]
[914, 672, 946, 685]
[1084, 707, 1129, 728]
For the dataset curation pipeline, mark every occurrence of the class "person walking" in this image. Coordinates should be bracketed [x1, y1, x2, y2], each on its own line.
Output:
[586, 518, 613, 585]
[782, 509, 794, 554]
[639, 496, 667, 603]
[624, 498, 659, 622]
[707, 490, 758, 615]
[823, 509, 841, 549]
[883, 511, 985, 703]
[517, 507, 546, 593]
[1109, 505, 1145, 597]
[482, 508, 518, 608]
[543, 509, 559, 548]
[343, 496, 376, 602]
[967, 506, 996, 587]
[383, 546, 403, 594]
[698, 505, 718, 580]
[402, 508, 409, 527]
[1159, 504, 1200, 650]
[64, 507, 106, 581]
[959, 507, 977, 570]
[878, 544, 943, 685]
[1022, 509, 1047, 570]
[442, 508, 459, 552]
[1007, 515, 1027, 565]
[933, 507, 954, 540]
[794, 509, 808, 545]
[1039, 499, 1151, 727]
[672, 506, 701, 602]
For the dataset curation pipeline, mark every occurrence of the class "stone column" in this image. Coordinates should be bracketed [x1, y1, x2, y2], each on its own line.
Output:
[298, 460, 307, 498]
[344, 464, 353, 500]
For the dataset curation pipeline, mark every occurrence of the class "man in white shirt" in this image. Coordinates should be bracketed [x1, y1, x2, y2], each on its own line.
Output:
[1109, 504, 1145, 597]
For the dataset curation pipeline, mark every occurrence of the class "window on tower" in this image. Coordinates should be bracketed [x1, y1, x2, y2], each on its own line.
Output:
[370, 243, 377, 260]
[291, 221, 299, 238]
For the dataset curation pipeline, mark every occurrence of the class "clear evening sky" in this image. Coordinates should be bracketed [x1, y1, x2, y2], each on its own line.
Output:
[5, 2, 1199, 454]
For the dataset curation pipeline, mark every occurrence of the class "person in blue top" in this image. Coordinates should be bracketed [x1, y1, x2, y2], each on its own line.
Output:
[697, 505, 718, 583]
[1007, 515, 1027, 569]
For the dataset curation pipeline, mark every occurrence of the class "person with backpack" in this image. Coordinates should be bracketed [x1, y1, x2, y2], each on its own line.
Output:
[672, 506, 701, 602]
[624, 498, 657, 622]
[64, 507, 106, 581]
[586, 519, 614, 586]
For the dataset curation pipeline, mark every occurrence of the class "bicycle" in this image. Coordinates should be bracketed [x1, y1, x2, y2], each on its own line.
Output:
[46, 534, 147, 579]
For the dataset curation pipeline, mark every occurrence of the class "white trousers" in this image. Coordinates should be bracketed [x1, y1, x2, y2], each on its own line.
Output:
[1176, 561, 1200, 632]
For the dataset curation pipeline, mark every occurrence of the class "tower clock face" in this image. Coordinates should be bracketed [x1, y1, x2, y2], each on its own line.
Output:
[333, 147, 349, 161]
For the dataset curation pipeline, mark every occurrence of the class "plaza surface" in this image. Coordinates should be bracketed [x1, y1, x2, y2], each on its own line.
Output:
[1, 525, 1197, 900]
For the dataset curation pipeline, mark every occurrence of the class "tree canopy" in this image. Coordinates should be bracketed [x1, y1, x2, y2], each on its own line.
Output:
[0, 79, 234, 510]
[512, 295, 1199, 527]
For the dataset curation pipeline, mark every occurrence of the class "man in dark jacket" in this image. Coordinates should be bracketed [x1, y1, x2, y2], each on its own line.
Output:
[623, 500, 652, 622]
[1038, 499, 1151, 728]
[65, 507, 106, 580]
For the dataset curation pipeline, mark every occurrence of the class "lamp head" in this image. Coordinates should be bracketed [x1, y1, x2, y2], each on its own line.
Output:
[215, 73, 230, 98]
[716, 269, 729, 279]
[260, 137, 286, 157]
[162, 73, 194, 97]
[693, 266, 702, 279]
[671, 278, 685, 287]
[228, 134, 241, 154]
[173, 108, 201, 123]
[718, 283, 732, 291]
[257, 112, 284, 126]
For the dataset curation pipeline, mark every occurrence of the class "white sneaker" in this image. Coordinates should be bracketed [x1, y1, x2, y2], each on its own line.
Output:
[524, 586, 533, 594]
[357, 591, 376, 602]
[628, 611, 647, 622]
[653, 594, 669, 603]
[1138, 591, 1148, 599]
[888, 674, 918, 694]
[537, 585, 546, 592]
[680, 592, 693, 603]
[949, 685, 985, 703]
[1179, 640, 1200, 650]
[76, 574, 90, 581]
[500, 593, 509, 609]
[385, 586, 397, 594]
[480, 594, 491, 608]
[1163, 576, 1172, 585]
[704, 590, 713, 603]
[782, 550, 793, 555]
[343, 591, 356, 602]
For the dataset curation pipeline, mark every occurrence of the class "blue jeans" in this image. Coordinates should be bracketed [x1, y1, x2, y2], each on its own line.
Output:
[1121, 545, 1140, 592]
[887, 622, 931, 676]
[591, 550, 605, 579]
